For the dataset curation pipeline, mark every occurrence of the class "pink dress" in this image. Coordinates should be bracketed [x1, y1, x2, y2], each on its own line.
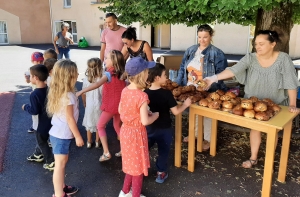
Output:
[119, 88, 150, 176]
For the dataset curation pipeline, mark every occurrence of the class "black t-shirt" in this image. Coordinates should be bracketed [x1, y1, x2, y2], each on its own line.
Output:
[144, 88, 177, 129]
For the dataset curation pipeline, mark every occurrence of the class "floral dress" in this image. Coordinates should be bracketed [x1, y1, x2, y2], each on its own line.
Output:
[119, 88, 150, 176]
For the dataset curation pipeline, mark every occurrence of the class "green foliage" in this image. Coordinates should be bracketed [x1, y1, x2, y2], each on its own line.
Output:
[99, 0, 300, 26]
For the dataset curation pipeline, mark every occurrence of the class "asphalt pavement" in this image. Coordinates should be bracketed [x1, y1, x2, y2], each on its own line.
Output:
[0, 45, 299, 197]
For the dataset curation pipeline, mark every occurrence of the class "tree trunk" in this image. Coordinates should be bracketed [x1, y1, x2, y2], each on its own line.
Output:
[253, 2, 293, 53]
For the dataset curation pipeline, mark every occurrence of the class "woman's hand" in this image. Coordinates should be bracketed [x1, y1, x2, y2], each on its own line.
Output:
[55, 48, 59, 54]
[203, 75, 218, 90]
[288, 105, 299, 113]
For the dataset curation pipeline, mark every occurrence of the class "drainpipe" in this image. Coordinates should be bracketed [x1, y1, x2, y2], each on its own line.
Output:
[49, 0, 54, 42]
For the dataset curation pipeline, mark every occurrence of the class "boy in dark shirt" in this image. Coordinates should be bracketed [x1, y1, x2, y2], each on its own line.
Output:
[145, 63, 191, 183]
[22, 64, 54, 171]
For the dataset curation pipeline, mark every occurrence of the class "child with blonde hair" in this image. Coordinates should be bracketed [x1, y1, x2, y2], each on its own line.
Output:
[76, 50, 126, 162]
[47, 59, 84, 197]
[81, 58, 103, 148]
[118, 57, 159, 197]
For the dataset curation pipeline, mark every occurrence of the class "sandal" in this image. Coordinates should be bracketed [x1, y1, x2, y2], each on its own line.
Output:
[99, 153, 111, 162]
[242, 159, 257, 169]
[115, 151, 122, 157]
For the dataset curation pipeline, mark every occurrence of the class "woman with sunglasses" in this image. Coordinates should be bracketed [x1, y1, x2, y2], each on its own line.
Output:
[174, 24, 228, 151]
[121, 26, 154, 61]
[53, 22, 74, 59]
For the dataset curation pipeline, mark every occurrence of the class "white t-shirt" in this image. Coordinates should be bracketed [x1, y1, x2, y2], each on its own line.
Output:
[49, 92, 79, 139]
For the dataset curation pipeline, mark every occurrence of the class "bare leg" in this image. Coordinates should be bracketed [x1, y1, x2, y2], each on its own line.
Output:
[242, 129, 260, 168]
[87, 130, 92, 143]
[53, 154, 68, 197]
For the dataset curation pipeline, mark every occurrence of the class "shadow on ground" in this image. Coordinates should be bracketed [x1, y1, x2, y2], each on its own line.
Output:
[0, 81, 300, 197]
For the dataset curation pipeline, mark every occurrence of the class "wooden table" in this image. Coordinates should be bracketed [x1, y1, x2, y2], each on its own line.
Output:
[174, 104, 298, 197]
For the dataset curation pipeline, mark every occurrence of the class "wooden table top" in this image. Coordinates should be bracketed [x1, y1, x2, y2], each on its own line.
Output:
[189, 104, 298, 130]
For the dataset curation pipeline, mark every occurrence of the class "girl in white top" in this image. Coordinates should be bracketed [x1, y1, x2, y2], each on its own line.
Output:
[47, 59, 84, 197]
[81, 58, 103, 148]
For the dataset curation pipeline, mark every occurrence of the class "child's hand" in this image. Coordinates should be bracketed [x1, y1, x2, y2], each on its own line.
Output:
[288, 106, 299, 113]
[75, 136, 84, 147]
[148, 110, 153, 116]
[21, 104, 25, 110]
[24, 74, 30, 83]
[183, 97, 192, 107]
[152, 112, 159, 120]
[76, 91, 82, 97]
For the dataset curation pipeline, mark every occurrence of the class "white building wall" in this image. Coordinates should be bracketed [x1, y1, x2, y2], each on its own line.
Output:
[289, 25, 300, 58]
[213, 23, 249, 55]
[0, 9, 21, 44]
[170, 24, 197, 50]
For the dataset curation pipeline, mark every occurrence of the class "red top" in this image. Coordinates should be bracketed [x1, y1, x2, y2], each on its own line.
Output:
[101, 67, 126, 114]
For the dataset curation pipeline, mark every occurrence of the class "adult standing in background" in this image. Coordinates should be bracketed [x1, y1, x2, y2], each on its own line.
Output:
[53, 22, 73, 59]
[100, 13, 126, 62]
[121, 26, 154, 61]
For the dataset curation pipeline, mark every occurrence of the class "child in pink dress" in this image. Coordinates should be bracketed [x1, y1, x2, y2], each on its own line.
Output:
[118, 57, 159, 197]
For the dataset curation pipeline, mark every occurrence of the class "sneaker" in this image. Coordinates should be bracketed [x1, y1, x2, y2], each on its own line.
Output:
[27, 153, 44, 162]
[129, 189, 146, 197]
[63, 185, 79, 195]
[48, 140, 52, 148]
[87, 142, 92, 149]
[27, 127, 35, 133]
[155, 172, 168, 183]
[43, 161, 55, 171]
[118, 190, 132, 197]
[95, 141, 101, 148]
[52, 193, 70, 197]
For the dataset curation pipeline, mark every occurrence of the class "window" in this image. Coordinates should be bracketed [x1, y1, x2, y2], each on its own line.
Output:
[54, 21, 77, 43]
[64, 0, 71, 8]
[0, 21, 8, 44]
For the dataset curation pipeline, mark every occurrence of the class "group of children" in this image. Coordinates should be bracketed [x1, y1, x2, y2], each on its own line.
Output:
[22, 48, 192, 197]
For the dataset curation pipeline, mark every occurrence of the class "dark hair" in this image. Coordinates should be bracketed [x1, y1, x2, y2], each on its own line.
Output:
[44, 58, 57, 73]
[30, 64, 49, 81]
[105, 13, 117, 19]
[197, 24, 214, 36]
[122, 26, 137, 41]
[147, 63, 166, 83]
[44, 48, 57, 60]
[255, 30, 280, 43]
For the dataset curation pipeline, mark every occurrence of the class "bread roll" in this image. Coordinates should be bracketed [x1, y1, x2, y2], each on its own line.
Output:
[222, 101, 233, 109]
[243, 109, 255, 118]
[241, 100, 254, 110]
[254, 101, 267, 112]
[199, 99, 208, 107]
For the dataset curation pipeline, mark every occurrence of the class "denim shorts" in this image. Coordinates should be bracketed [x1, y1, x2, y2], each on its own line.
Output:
[50, 135, 72, 155]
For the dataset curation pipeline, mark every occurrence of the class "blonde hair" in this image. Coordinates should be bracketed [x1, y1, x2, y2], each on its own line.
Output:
[126, 69, 149, 90]
[108, 50, 125, 79]
[86, 58, 103, 83]
[47, 59, 78, 116]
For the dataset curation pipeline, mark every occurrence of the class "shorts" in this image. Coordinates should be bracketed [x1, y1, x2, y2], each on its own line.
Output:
[50, 135, 72, 155]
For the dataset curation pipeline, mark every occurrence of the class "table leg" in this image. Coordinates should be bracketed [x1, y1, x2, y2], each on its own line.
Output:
[210, 119, 218, 156]
[188, 109, 196, 172]
[261, 129, 277, 197]
[174, 113, 183, 167]
[278, 120, 292, 183]
[197, 115, 203, 152]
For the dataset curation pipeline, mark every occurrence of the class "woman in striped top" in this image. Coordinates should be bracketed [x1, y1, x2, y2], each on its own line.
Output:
[204, 30, 299, 168]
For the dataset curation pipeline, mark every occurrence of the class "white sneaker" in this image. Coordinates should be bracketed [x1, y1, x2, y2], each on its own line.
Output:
[118, 190, 132, 197]
[87, 142, 92, 149]
[129, 189, 146, 197]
